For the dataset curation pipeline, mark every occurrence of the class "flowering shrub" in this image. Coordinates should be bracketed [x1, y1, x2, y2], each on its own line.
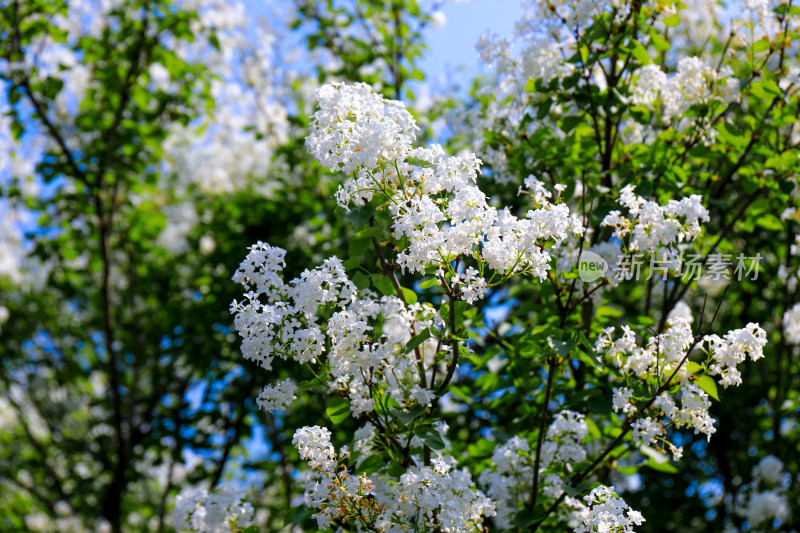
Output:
[1, 0, 800, 532]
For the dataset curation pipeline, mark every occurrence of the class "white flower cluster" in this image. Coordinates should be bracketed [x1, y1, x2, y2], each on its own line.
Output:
[702, 323, 767, 388]
[307, 83, 580, 298]
[307, 82, 418, 176]
[574, 485, 645, 533]
[231, 241, 444, 416]
[631, 58, 739, 144]
[601, 184, 709, 254]
[782, 302, 800, 344]
[597, 316, 767, 442]
[542, 410, 589, 470]
[22, 501, 112, 533]
[477, 411, 588, 529]
[172, 484, 254, 533]
[293, 426, 495, 532]
[477, 436, 533, 529]
[161, 0, 290, 195]
[612, 387, 636, 415]
[736, 455, 791, 530]
[396, 457, 496, 533]
[596, 317, 696, 383]
[256, 378, 297, 411]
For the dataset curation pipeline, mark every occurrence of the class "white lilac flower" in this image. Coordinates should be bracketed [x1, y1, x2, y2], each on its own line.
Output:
[631, 417, 661, 446]
[575, 485, 645, 533]
[601, 185, 710, 254]
[782, 303, 800, 344]
[612, 387, 636, 415]
[256, 378, 297, 411]
[172, 484, 254, 533]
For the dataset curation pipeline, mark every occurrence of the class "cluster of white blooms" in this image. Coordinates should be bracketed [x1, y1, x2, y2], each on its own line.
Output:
[736, 455, 791, 530]
[468, 0, 689, 180]
[612, 387, 636, 415]
[574, 485, 645, 533]
[172, 484, 254, 533]
[601, 184, 710, 255]
[152, 0, 292, 249]
[155, 203, 199, 255]
[631, 58, 739, 144]
[231, 241, 444, 416]
[256, 378, 298, 411]
[597, 317, 767, 442]
[1, 0, 293, 262]
[477, 436, 533, 529]
[163, 6, 290, 192]
[631, 417, 662, 446]
[307, 83, 580, 298]
[293, 425, 337, 471]
[0, 202, 29, 284]
[469, 0, 585, 180]
[478, 411, 588, 529]
[782, 302, 800, 344]
[307, 82, 418, 176]
[396, 457, 496, 533]
[22, 501, 112, 533]
[595, 317, 695, 383]
[293, 426, 495, 532]
[542, 410, 589, 469]
[702, 323, 767, 388]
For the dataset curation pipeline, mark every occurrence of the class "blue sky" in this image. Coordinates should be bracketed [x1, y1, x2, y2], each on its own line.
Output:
[421, 0, 521, 79]
[246, 0, 521, 81]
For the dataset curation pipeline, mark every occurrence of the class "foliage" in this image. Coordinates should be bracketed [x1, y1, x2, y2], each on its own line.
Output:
[0, 1, 798, 533]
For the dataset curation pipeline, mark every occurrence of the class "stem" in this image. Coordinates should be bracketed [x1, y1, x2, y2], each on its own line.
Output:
[437, 291, 460, 394]
[529, 357, 556, 508]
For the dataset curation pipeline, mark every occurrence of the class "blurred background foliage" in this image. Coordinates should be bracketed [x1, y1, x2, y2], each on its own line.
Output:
[0, 0, 798, 532]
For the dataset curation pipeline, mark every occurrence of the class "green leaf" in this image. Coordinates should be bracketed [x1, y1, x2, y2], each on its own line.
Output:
[241, 526, 260, 533]
[547, 332, 578, 358]
[595, 305, 624, 321]
[357, 454, 385, 475]
[685, 361, 703, 373]
[579, 44, 589, 64]
[371, 274, 395, 296]
[646, 457, 679, 473]
[631, 41, 651, 65]
[650, 32, 671, 51]
[641, 445, 676, 472]
[348, 238, 370, 258]
[418, 277, 438, 289]
[404, 328, 432, 353]
[586, 388, 611, 415]
[345, 204, 373, 229]
[389, 404, 427, 426]
[662, 13, 681, 27]
[351, 271, 370, 290]
[414, 425, 446, 451]
[290, 505, 311, 526]
[753, 37, 771, 53]
[576, 345, 602, 369]
[402, 287, 418, 304]
[326, 397, 351, 425]
[756, 214, 783, 231]
[696, 375, 719, 401]
[513, 506, 545, 528]
[561, 115, 584, 133]
[354, 226, 383, 239]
